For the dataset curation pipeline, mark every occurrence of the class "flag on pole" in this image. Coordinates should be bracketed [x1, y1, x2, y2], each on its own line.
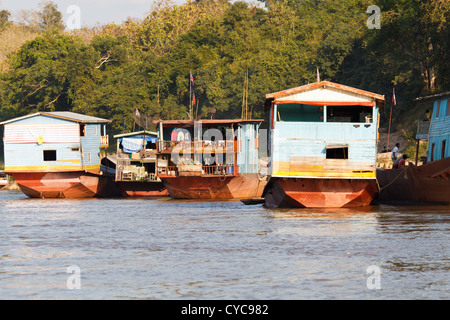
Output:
[192, 91, 196, 105]
[190, 72, 194, 86]
[135, 108, 140, 117]
[392, 87, 396, 106]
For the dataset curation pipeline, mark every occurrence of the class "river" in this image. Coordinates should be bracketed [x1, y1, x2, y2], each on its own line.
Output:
[0, 190, 448, 300]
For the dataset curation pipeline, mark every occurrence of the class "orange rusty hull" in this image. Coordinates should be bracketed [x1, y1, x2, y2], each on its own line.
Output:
[376, 157, 450, 204]
[161, 173, 267, 199]
[263, 177, 378, 208]
[117, 181, 169, 197]
[4, 171, 116, 198]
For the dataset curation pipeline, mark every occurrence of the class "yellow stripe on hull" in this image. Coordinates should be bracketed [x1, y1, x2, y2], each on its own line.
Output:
[273, 170, 376, 179]
[5, 164, 100, 172]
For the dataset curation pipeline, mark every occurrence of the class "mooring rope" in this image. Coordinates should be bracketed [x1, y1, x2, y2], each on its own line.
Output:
[378, 167, 408, 193]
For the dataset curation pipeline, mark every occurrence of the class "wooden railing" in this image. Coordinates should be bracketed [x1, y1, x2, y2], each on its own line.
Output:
[202, 164, 237, 176]
[100, 135, 109, 148]
[157, 166, 178, 176]
[157, 164, 238, 177]
[157, 140, 237, 153]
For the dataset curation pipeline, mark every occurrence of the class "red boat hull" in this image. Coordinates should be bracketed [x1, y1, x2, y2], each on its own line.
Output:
[117, 181, 169, 197]
[161, 173, 267, 199]
[263, 177, 378, 208]
[4, 171, 116, 198]
[376, 157, 450, 204]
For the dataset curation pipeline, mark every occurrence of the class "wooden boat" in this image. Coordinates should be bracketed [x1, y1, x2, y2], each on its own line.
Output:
[113, 130, 169, 197]
[0, 111, 116, 198]
[116, 181, 168, 197]
[376, 92, 450, 204]
[153, 119, 267, 199]
[376, 157, 450, 204]
[7, 171, 114, 198]
[264, 177, 378, 208]
[161, 173, 266, 200]
[262, 81, 385, 208]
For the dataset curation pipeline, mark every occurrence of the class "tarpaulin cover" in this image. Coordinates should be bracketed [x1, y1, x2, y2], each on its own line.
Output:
[120, 136, 157, 153]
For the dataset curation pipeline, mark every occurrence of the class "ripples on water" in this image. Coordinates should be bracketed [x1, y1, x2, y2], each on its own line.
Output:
[0, 190, 448, 299]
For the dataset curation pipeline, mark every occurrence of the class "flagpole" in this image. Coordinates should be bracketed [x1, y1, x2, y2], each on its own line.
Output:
[387, 104, 392, 151]
[387, 87, 395, 151]
[189, 71, 192, 120]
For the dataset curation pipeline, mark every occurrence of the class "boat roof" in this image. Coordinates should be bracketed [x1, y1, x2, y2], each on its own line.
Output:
[264, 81, 385, 111]
[152, 119, 264, 127]
[413, 91, 450, 102]
[113, 130, 157, 139]
[0, 111, 111, 125]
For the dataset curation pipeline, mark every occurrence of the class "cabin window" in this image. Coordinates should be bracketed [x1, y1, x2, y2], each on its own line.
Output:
[80, 124, 86, 136]
[326, 146, 348, 159]
[146, 141, 156, 149]
[436, 101, 440, 118]
[276, 104, 323, 122]
[327, 106, 373, 123]
[43, 150, 57, 161]
[442, 140, 446, 160]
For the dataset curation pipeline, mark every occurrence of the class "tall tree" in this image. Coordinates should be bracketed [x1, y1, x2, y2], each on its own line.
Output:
[0, 9, 10, 30]
[368, 0, 449, 93]
[2, 32, 96, 115]
[37, 0, 65, 31]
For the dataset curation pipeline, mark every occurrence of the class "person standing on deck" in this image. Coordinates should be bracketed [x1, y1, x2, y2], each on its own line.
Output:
[391, 143, 400, 165]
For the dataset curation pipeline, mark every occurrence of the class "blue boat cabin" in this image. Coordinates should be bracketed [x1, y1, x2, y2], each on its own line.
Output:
[264, 81, 385, 180]
[415, 92, 450, 163]
[429, 95, 450, 161]
[113, 130, 158, 181]
[1, 111, 110, 174]
[153, 119, 262, 177]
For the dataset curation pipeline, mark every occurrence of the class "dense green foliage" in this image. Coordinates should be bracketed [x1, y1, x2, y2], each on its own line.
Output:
[0, 0, 448, 137]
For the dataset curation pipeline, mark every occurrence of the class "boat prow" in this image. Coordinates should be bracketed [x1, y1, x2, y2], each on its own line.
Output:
[263, 177, 378, 208]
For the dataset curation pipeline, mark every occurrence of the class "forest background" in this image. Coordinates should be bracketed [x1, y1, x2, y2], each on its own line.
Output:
[0, 0, 449, 158]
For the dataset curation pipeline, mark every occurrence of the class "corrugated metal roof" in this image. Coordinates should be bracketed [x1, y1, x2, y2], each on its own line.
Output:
[0, 111, 111, 125]
[264, 81, 385, 110]
[113, 130, 157, 138]
[413, 91, 450, 102]
[152, 119, 264, 127]
[41, 112, 111, 123]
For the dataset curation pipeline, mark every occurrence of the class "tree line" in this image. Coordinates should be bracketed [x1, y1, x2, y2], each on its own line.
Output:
[0, 0, 448, 138]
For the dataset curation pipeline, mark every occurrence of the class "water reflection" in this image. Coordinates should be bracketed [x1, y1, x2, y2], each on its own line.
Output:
[0, 190, 449, 299]
[267, 205, 379, 219]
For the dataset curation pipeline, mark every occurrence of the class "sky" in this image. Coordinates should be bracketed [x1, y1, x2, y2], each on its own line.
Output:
[0, 0, 188, 28]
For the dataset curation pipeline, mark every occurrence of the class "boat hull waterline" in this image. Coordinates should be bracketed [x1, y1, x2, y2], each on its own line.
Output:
[117, 181, 169, 197]
[162, 173, 267, 200]
[263, 177, 378, 208]
[5, 171, 115, 198]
